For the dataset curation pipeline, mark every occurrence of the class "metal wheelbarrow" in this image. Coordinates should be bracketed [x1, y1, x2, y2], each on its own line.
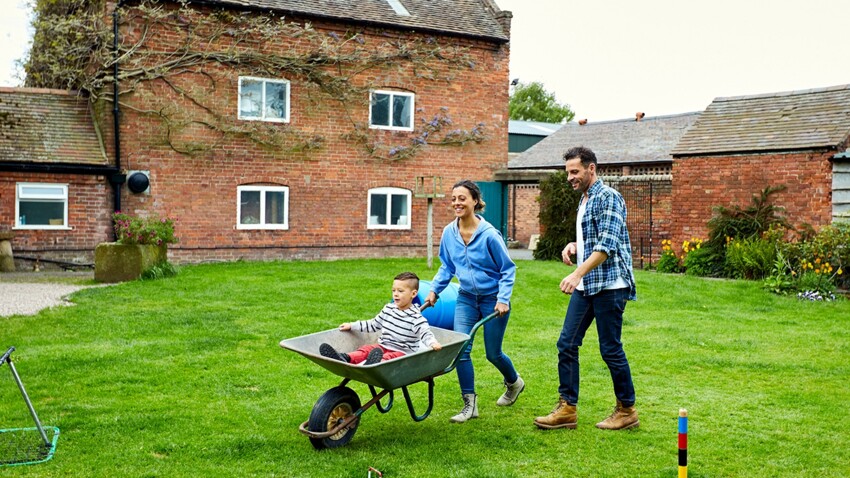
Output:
[279, 311, 499, 450]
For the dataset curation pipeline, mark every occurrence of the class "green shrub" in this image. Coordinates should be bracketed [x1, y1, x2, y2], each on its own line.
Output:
[533, 171, 581, 261]
[683, 244, 715, 277]
[706, 185, 790, 250]
[725, 236, 777, 280]
[141, 261, 179, 280]
[655, 239, 681, 273]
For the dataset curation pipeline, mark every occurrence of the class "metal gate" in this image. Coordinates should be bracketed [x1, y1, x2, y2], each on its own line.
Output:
[608, 178, 672, 269]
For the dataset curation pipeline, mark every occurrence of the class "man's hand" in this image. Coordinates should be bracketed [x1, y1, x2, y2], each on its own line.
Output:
[495, 302, 510, 316]
[560, 271, 581, 295]
[562, 242, 577, 266]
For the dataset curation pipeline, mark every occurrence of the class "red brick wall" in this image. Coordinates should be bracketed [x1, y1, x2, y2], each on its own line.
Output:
[507, 184, 540, 245]
[0, 173, 113, 267]
[672, 151, 834, 243]
[90, 5, 510, 263]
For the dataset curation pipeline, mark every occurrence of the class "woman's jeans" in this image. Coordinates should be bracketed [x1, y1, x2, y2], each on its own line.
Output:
[557, 288, 636, 407]
[454, 290, 519, 395]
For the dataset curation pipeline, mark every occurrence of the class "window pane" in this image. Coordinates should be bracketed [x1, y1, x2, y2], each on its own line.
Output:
[20, 185, 64, 198]
[265, 191, 286, 224]
[392, 95, 412, 128]
[239, 79, 262, 118]
[370, 194, 388, 225]
[371, 93, 390, 126]
[264, 82, 287, 120]
[240, 191, 261, 224]
[391, 194, 408, 225]
[19, 200, 64, 226]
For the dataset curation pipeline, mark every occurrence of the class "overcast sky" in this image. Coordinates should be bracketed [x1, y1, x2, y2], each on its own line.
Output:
[2, 0, 849, 121]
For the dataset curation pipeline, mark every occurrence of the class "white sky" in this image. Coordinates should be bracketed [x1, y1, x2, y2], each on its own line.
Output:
[2, 0, 849, 121]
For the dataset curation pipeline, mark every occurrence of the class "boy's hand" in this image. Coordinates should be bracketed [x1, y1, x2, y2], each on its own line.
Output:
[339, 323, 352, 331]
[431, 342, 442, 351]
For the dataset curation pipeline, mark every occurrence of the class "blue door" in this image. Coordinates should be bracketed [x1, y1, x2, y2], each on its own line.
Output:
[476, 181, 508, 241]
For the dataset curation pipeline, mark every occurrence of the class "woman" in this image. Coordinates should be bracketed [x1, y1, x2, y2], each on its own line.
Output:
[425, 179, 524, 423]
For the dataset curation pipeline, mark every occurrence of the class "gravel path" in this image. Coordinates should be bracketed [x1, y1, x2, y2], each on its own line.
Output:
[0, 282, 93, 317]
[1, 272, 100, 317]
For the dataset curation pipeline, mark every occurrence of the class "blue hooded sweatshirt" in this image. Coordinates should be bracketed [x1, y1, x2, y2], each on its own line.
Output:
[429, 215, 516, 304]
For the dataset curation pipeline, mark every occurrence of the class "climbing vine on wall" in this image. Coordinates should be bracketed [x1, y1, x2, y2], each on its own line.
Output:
[25, 0, 491, 158]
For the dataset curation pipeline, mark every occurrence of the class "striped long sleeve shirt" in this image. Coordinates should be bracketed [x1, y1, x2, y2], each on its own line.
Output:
[352, 303, 438, 353]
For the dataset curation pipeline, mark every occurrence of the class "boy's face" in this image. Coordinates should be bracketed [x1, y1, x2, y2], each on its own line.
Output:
[392, 279, 418, 310]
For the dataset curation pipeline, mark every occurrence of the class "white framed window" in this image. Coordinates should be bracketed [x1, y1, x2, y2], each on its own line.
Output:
[369, 90, 414, 131]
[368, 187, 411, 229]
[238, 76, 290, 123]
[237, 185, 289, 230]
[15, 183, 69, 229]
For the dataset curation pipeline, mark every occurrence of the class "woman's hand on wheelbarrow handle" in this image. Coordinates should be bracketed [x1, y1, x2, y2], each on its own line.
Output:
[421, 291, 438, 310]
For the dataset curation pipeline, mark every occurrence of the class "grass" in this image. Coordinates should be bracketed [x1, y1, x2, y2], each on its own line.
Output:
[1, 259, 848, 477]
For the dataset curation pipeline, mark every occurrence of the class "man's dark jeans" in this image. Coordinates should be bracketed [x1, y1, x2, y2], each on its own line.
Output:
[556, 287, 636, 407]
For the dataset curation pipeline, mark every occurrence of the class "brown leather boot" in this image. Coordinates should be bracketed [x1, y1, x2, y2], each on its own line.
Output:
[534, 398, 577, 429]
[595, 400, 639, 430]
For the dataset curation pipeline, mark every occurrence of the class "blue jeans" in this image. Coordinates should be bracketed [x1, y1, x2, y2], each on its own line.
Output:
[557, 288, 635, 407]
[454, 290, 519, 394]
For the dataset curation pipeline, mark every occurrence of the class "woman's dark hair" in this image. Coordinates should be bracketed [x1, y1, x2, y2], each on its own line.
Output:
[452, 179, 486, 212]
[563, 146, 597, 168]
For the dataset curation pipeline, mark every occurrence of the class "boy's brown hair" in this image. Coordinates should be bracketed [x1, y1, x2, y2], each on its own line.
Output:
[394, 271, 420, 290]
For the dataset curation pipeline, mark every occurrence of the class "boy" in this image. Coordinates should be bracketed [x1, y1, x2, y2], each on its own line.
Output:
[320, 272, 442, 365]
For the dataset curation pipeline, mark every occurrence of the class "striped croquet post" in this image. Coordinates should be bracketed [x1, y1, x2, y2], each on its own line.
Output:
[678, 408, 688, 478]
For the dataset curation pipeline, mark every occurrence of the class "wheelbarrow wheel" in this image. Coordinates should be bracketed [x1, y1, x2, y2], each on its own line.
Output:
[307, 386, 361, 450]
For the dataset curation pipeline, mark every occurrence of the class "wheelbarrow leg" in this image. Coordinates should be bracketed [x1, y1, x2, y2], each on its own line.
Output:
[400, 378, 435, 422]
[368, 385, 395, 413]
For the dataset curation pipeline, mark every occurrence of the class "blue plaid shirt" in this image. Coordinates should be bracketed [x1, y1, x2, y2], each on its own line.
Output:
[578, 179, 637, 300]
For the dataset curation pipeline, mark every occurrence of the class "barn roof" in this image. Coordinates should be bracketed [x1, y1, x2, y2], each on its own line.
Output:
[672, 84, 850, 157]
[197, 0, 511, 42]
[0, 88, 107, 166]
[509, 120, 563, 137]
[508, 112, 700, 170]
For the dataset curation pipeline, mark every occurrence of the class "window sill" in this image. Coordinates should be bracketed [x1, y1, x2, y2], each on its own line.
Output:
[13, 226, 72, 231]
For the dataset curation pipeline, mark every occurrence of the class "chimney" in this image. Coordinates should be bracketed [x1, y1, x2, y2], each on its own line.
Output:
[635, 112, 645, 122]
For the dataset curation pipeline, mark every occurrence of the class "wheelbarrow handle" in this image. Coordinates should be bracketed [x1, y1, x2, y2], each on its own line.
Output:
[441, 311, 501, 375]
[1, 346, 14, 365]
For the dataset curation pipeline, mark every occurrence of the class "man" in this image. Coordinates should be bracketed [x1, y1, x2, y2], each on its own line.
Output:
[534, 146, 639, 431]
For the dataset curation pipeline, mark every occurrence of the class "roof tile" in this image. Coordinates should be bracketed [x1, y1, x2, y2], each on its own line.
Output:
[201, 0, 510, 41]
[0, 88, 106, 165]
[509, 112, 700, 169]
[672, 84, 850, 156]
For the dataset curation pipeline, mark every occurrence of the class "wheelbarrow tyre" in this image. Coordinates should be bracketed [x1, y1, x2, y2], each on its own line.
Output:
[307, 386, 361, 450]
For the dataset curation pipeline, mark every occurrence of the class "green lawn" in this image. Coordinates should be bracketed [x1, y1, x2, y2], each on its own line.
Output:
[2, 259, 848, 477]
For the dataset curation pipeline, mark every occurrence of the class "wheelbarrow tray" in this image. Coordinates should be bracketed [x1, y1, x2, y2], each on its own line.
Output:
[279, 326, 469, 390]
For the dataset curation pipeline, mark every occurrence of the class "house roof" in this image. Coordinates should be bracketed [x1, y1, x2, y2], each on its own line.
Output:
[197, 0, 511, 42]
[672, 84, 850, 157]
[508, 112, 701, 170]
[508, 120, 563, 137]
[0, 88, 107, 166]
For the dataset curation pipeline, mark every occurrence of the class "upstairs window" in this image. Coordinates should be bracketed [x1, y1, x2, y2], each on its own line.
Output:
[15, 183, 68, 229]
[370, 90, 414, 131]
[368, 187, 411, 229]
[237, 185, 289, 230]
[238, 77, 290, 122]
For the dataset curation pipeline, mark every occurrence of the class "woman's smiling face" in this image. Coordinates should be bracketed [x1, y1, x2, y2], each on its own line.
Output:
[451, 186, 477, 219]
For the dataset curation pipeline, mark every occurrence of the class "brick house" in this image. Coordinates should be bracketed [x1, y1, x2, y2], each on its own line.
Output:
[670, 84, 850, 243]
[0, 0, 513, 267]
[0, 88, 116, 268]
[497, 112, 700, 263]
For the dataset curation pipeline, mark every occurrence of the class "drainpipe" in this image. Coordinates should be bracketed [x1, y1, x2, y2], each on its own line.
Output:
[106, 0, 129, 242]
[110, 1, 125, 221]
